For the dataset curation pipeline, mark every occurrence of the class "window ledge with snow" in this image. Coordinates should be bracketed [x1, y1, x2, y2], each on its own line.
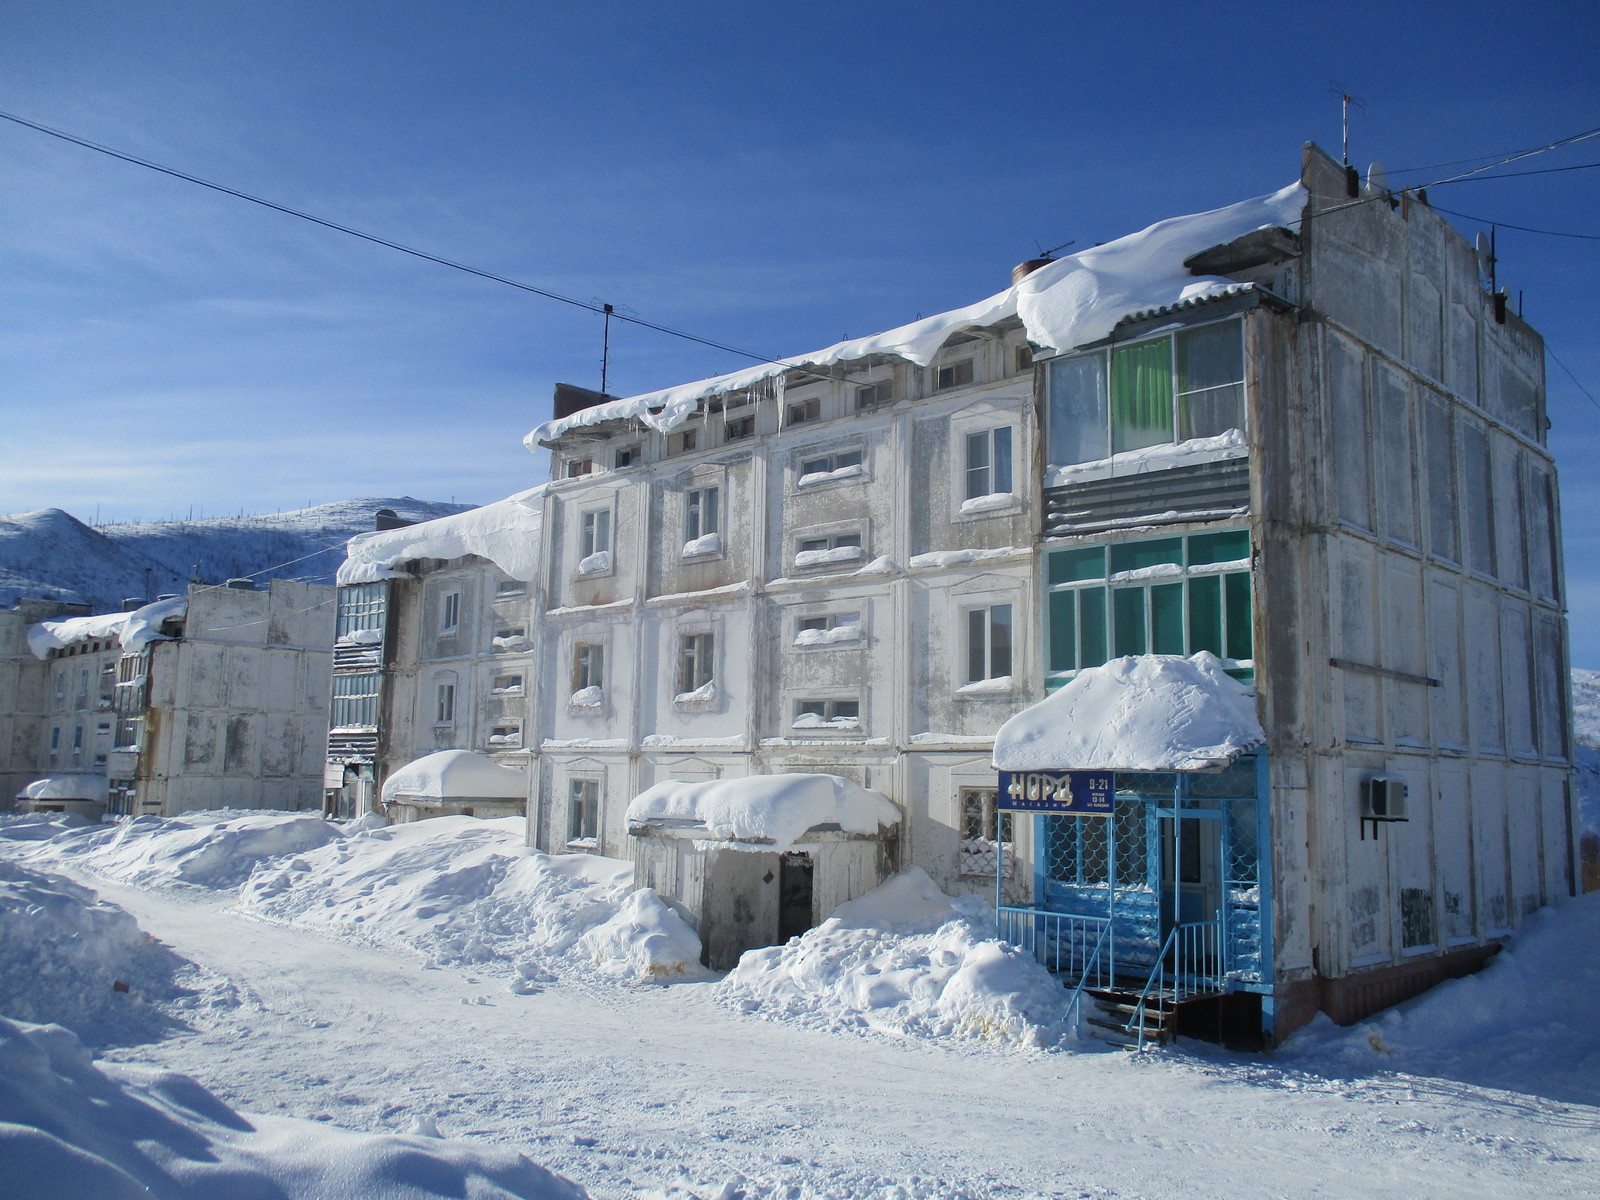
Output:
[577, 550, 611, 575]
[673, 680, 717, 708]
[794, 546, 864, 570]
[794, 624, 863, 648]
[491, 635, 529, 652]
[486, 734, 522, 747]
[489, 684, 524, 696]
[565, 837, 598, 851]
[568, 686, 604, 712]
[957, 675, 1013, 697]
[681, 532, 723, 558]
[796, 464, 865, 488]
[958, 492, 1017, 517]
[336, 629, 384, 646]
[791, 714, 861, 732]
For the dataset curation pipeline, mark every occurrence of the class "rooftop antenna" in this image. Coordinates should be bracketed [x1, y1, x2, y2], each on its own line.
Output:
[600, 303, 613, 396]
[1033, 238, 1075, 260]
[1328, 84, 1366, 166]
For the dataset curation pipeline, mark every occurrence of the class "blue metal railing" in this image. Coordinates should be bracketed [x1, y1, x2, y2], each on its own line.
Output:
[1130, 918, 1225, 1049]
[997, 906, 1116, 983]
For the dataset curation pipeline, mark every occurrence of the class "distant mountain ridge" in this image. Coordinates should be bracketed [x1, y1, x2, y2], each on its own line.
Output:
[0, 497, 474, 613]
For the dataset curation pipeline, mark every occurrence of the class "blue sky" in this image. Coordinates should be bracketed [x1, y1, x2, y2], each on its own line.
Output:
[3, 1, 1597, 659]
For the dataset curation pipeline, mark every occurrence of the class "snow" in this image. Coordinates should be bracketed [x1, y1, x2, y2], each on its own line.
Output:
[15, 774, 109, 804]
[993, 651, 1265, 772]
[793, 545, 863, 569]
[567, 685, 604, 709]
[906, 546, 1028, 570]
[793, 620, 862, 647]
[0, 1017, 585, 1200]
[720, 868, 1069, 1047]
[27, 594, 188, 658]
[671, 678, 716, 707]
[626, 773, 900, 850]
[791, 712, 860, 730]
[237, 816, 706, 984]
[8, 809, 342, 890]
[524, 184, 1304, 446]
[1046, 427, 1250, 485]
[576, 549, 610, 575]
[796, 463, 865, 488]
[679, 532, 722, 557]
[380, 750, 528, 804]
[337, 627, 384, 645]
[851, 554, 897, 575]
[337, 487, 546, 586]
[957, 491, 1015, 515]
[955, 675, 1013, 696]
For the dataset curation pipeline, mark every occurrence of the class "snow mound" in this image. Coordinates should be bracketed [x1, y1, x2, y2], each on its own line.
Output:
[238, 816, 709, 984]
[16, 809, 342, 889]
[627, 773, 901, 850]
[0, 861, 184, 1045]
[27, 595, 188, 658]
[0, 1017, 586, 1200]
[0, 812, 95, 841]
[381, 749, 528, 804]
[993, 651, 1263, 772]
[1281, 893, 1600, 1105]
[719, 867, 1069, 1047]
[339, 487, 545, 586]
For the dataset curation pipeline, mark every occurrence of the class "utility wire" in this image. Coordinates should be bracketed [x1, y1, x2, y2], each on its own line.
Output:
[1425, 204, 1600, 242]
[1429, 159, 1600, 184]
[0, 107, 848, 385]
[1547, 344, 1600, 413]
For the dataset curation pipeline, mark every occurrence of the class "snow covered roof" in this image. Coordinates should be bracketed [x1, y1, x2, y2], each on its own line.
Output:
[338, 487, 546, 586]
[526, 183, 1305, 447]
[626, 773, 901, 850]
[15, 775, 108, 804]
[992, 652, 1264, 773]
[380, 750, 529, 804]
[26, 595, 188, 660]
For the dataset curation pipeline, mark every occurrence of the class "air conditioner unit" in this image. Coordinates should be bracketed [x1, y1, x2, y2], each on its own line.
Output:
[1361, 777, 1408, 822]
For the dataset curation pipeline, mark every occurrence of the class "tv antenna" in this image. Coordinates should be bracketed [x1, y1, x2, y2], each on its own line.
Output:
[1033, 238, 1075, 260]
[1328, 84, 1367, 166]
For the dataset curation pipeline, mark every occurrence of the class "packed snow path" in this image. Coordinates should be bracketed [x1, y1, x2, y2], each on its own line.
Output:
[72, 877, 1600, 1200]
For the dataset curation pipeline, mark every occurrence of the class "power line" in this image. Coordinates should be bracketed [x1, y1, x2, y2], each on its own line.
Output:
[0, 107, 847, 386]
[1547, 344, 1600, 413]
[1425, 204, 1600, 242]
[1430, 159, 1600, 184]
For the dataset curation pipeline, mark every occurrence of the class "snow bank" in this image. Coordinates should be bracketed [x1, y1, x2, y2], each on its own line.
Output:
[26, 595, 188, 659]
[0, 861, 183, 1044]
[14, 809, 342, 890]
[380, 749, 528, 804]
[720, 868, 1068, 1046]
[993, 651, 1263, 772]
[626, 773, 901, 850]
[338, 486, 546, 586]
[238, 816, 708, 984]
[14, 774, 108, 805]
[1281, 893, 1600, 1106]
[526, 184, 1305, 446]
[0, 1017, 586, 1200]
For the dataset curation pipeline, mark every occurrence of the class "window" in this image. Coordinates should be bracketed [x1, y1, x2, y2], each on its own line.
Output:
[566, 457, 594, 479]
[440, 591, 461, 633]
[959, 787, 1014, 878]
[793, 698, 861, 729]
[49, 726, 60, 755]
[794, 532, 863, 569]
[331, 672, 381, 727]
[435, 683, 456, 725]
[1045, 530, 1253, 679]
[964, 427, 1014, 501]
[678, 632, 714, 696]
[572, 643, 604, 691]
[614, 445, 638, 469]
[495, 578, 526, 596]
[669, 429, 698, 455]
[785, 396, 821, 426]
[724, 415, 755, 441]
[492, 627, 528, 651]
[797, 449, 864, 483]
[569, 779, 599, 844]
[491, 673, 523, 695]
[336, 582, 387, 639]
[966, 605, 1014, 683]
[856, 379, 893, 410]
[71, 727, 84, 757]
[580, 509, 612, 558]
[685, 486, 720, 542]
[488, 724, 522, 747]
[1014, 343, 1035, 373]
[795, 611, 862, 647]
[936, 359, 974, 390]
[1047, 319, 1244, 466]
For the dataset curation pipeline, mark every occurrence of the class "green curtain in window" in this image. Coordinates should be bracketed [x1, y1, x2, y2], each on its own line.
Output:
[1111, 341, 1174, 454]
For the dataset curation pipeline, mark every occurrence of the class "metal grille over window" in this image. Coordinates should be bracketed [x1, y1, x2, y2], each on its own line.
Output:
[959, 787, 1014, 879]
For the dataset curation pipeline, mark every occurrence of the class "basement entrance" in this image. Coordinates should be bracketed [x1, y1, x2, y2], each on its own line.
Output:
[778, 852, 815, 942]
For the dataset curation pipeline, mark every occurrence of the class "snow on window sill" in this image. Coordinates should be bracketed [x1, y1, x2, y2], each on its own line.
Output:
[957, 675, 1013, 697]
[569, 685, 604, 711]
[794, 546, 864, 570]
[486, 734, 522, 746]
[797, 463, 864, 488]
[578, 550, 612, 575]
[673, 679, 717, 708]
[958, 492, 1016, 516]
[1045, 428, 1248, 488]
[491, 635, 529, 652]
[793, 623, 862, 648]
[791, 714, 861, 731]
[566, 837, 598, 850]
[489, 685, 524, 696]
[681, 532, 723, 558]
[335, 629, 384, 646]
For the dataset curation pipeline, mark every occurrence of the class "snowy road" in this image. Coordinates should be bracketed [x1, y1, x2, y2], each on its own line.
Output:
[79, 875, 1600, 1200]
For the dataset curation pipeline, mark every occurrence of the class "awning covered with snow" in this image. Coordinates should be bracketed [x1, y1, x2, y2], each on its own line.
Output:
[992, 653, 1264, 774]
[16, 774, 109, 804]
[338, 487, 546, 586]
[380, 751, 529, 805]
[626, 773, 901, 851]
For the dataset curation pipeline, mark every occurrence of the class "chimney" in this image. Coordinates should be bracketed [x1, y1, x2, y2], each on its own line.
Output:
[121, 597, 147, 612]
[1011, 258, 1054, 285]
[553, 382, 615, 419]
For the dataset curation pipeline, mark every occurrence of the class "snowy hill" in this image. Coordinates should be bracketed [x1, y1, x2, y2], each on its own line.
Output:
[0, 498, 473, 612]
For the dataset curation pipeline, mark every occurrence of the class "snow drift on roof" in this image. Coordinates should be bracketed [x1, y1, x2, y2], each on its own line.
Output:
[381, 750, 529, 803]
[525, 183, 1305, 446]
[626, 773, 901, 851]
[16, 775, 108, 804]
[337, 486, 546, 586]
[26, 595, 187, 659]
[992, 652, 1264, 773]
